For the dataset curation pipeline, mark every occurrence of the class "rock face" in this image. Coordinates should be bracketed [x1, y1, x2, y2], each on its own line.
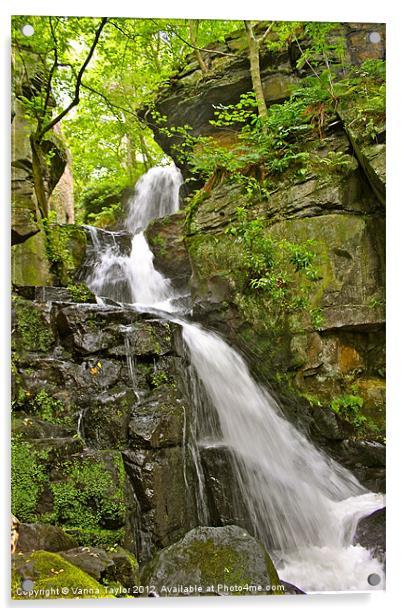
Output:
[11, 44, 75, 285]
[143, 22, 386, 489]
[353, 507, 385, 563]
[11, 290, 199, 564]
[148, 22, 385, 175]
[141, 525, 283, 596]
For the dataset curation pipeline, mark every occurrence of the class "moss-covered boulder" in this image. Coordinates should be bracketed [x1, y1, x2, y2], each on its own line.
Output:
[12, 295, 55, 354]
[15, 523, 77, 554]
[12, 550, 112, 599]
[141, 525, 283, 596]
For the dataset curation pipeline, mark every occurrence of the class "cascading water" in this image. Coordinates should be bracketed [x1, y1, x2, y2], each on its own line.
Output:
[85, 164, 385, 592]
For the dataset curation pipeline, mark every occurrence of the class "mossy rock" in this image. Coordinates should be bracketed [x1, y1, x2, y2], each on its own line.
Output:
[45, 223, 88, 285]
[15, 523, 78, 554]
[141, 525, 283, 596]
[12, 295, 55, 354]
[12, 550, 112, 599]
[12, 231, 54, 287]
[59, 546, 140, 588]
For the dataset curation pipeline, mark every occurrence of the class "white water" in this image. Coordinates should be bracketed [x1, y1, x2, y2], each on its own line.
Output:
[86, 164, 183, 310]
[85, 165, 385, 592]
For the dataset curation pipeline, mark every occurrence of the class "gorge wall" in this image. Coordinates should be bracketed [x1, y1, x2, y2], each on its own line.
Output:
[145, 22, 386, 488]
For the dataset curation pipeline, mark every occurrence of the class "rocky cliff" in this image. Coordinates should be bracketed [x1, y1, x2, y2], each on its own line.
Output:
[145, 22, 386, 488]
[11, 43, 76, 287]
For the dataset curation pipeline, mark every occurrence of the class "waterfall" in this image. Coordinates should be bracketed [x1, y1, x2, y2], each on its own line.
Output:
[85, 164, 385, 592]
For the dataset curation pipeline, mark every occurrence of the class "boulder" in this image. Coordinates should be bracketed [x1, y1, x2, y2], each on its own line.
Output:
[146, 211, 192, 292]
[15, 523, 77, 554]
[12, 550, 111, 599]
[281, 580, 306, 594]
[141, 525, 283, 596]
[123, 446, 198, 561]
[353, 507, 385, 563]
[59, 546, 140, 587]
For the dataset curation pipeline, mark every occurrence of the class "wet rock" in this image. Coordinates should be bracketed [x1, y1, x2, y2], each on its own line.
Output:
[146, 211, 192, 291]
[310, 406, 345, 441]
[128, 384, 185, 449]
[353, 507, 385, 563]
[281, 580, 306, 594]
[200, 445, 249, 529]
[141, 525, 283, 596]
[123, 446, 197, 561]
[327, 439, 385, 492]
[120, 321, 174, 357]
[82, 387, 136, 449]
[16, 523, 78, 554]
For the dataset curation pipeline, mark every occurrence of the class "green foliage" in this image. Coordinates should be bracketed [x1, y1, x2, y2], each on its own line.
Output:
[11, 436, 47, 521]
[330, 393, 381, 438]
[226, 209, 322, 327]
[29, 390, 71, 426]
[67, 282, 94, 303]
[43, 212, 74, 273]
[150, 370, 170, 388]
[49, 456, 126, 530]
[189, 207, 323, 331]
[66, 528, 125, 549]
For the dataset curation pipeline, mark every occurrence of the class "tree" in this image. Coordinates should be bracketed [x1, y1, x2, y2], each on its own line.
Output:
[12, 16, 108, 216]
[244, 21, 268, 120]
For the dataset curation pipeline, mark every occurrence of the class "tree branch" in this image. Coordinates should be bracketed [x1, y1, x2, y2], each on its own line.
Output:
[260, 22, 275, 45]
[81, 82, 139, 120]
[108, 19, 141, 42]
[157, 21, 238, 59]
[40, 17, 58, 127]
[37, 17, 108, 140]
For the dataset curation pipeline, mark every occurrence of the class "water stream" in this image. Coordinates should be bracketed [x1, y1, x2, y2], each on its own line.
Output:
[84, 164, 385, 592]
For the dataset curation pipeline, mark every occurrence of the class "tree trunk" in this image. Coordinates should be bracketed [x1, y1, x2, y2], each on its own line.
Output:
[244, 21, 268, 120]
[30, 135, 49, 218]
[189, 20, 208, 74]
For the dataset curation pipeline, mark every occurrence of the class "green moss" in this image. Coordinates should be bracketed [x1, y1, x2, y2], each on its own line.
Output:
[50, 454, 126, 531]
[148, 233, 168, 256]
[65, 528, 125, 549]
[184, 539, 282, 595]
[11, 436, 47, 521]
[67, 282, 95, 303]
[13, 295, 54, 352]
[12, 551, 112, 600]
[150, 370, 170, 388]
[43, 217, 87, 285]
